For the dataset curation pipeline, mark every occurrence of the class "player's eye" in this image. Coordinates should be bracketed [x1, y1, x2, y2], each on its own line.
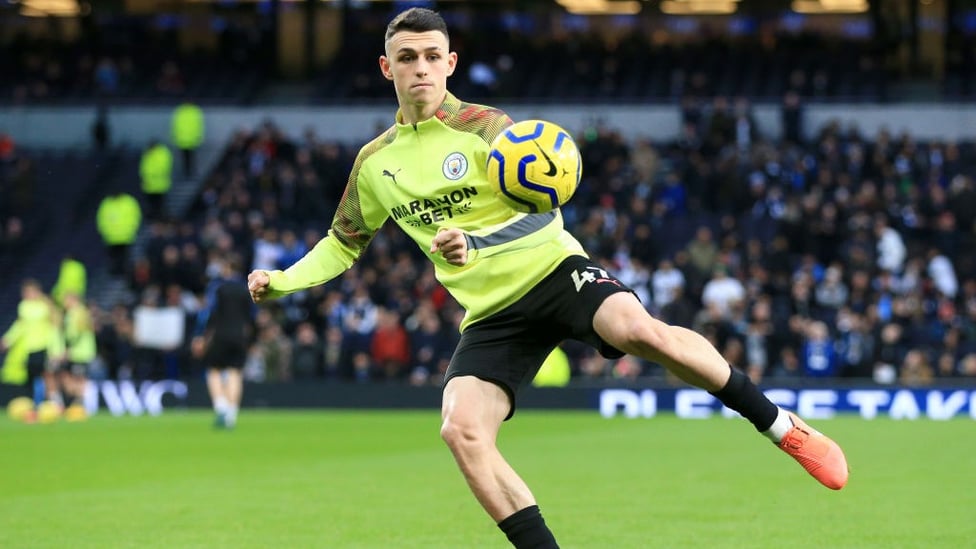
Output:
[427, 54, 440, 62]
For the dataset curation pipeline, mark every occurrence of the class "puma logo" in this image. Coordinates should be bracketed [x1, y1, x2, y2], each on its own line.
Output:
[382, 168, 401, 184]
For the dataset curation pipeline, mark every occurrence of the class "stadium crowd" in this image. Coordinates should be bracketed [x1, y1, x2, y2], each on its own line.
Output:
[71, 94, 976, 389]
[0, 133, 35, 273]
[3, 16, 893, 104]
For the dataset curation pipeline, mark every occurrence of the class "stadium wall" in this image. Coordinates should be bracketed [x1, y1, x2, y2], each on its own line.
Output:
[4, 382, 976, 420]
[4, 103, 976, 149]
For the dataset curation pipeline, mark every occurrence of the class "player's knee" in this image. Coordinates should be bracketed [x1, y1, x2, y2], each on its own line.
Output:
[440, 416, 486, 453]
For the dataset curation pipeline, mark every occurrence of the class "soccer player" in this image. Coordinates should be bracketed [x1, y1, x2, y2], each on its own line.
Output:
[1, 279, 59, 408]
[246, 8, 849, 548]
[193, 255, 254, 429]
[59, 292, 97, 416]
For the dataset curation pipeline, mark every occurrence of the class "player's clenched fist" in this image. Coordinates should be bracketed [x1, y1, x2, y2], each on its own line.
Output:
[247, 270, 271, 303]
[430, 228, 468, 266]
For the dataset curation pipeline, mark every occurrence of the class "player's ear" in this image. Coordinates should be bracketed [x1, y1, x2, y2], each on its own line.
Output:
[379, 56, 394, 81]
[446, 51, 458, 77]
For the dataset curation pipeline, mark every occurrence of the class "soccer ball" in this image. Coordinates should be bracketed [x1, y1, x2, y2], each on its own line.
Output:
[6, 396, 33, 422]
[487, 119, 582, 213]
[64, 403, 88, 422]
[36, 400, 62, 424]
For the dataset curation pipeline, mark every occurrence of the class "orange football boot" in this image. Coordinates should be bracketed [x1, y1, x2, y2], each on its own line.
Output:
[778, 413, 849, 490]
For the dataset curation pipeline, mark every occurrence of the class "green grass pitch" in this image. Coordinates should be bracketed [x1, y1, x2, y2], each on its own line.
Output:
[1, 410, 973, 548]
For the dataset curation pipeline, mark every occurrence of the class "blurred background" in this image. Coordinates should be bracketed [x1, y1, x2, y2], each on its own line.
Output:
[2, 0, 976, 402]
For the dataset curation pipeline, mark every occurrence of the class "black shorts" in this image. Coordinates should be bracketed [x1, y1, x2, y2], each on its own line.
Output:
[26, 350, 47, 378]
[445, 254, 634, 419]
[203, 337, 248, 370]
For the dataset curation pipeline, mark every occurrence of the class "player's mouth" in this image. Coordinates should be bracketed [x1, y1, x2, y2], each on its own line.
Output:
[411, 82, 433, 89]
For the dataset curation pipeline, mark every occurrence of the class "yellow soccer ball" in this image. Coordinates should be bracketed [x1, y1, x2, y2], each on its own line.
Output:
[36, 400, 62, 424]
[64, 403, 88, 422]
[487, 119, 582, 213]
[6, 396, 34, 422]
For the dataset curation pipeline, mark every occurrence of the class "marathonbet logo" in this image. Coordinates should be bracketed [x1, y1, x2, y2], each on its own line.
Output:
[390, 186, 478, 227]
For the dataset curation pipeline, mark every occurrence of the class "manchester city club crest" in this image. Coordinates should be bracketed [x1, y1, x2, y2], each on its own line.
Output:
[442, 152, 468, 180]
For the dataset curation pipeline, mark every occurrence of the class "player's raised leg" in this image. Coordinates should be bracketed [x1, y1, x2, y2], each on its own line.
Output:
[440, 376, 559, 548]
[593, 292, 848, 490]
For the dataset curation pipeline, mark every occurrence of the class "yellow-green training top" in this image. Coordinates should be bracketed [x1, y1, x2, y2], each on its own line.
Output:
[264, 93, 586, 330]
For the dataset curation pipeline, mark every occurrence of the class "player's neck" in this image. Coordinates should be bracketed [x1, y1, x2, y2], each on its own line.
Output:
[398, 94, 446, 126]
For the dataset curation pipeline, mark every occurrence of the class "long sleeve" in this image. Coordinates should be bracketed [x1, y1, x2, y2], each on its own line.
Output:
[264, 234, 362, 299]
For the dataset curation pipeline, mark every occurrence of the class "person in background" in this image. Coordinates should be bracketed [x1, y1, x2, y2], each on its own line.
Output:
[59, 292, 96, 417]
[171, 101, 205, 179]
[51, 254, 87, 307]
[139, 138, 173, 221]
[192, 255, 254, 429]
[91, 105, 111, 152]
[96, 189, 142, 277]
[0, 279, 59, 415]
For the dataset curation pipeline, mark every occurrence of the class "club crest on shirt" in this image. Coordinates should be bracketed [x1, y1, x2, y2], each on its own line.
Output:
[442, 152, 468, 180]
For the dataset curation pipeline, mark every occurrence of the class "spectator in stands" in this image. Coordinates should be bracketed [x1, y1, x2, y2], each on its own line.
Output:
[171, 101, 205, 179]
[0, 133, 16, 167]
[801, 321, 838, 377]
[139, 139, 174, 221]
[781, 91, 804, 145]
[814, 264, 849, 312]
[701, 265, 746, 319]
[51, 254, 87, 307]
[899, 350, 934, 386]
[684, 226, 719, 291]
[156, 60, 185, 96]
[926, 247, 958, 298]
[93, 57, 121, 95]
[959, 354, 976, 378]
[290, 321, 324, 379]
[252, 309, 292, 382]
[91, 105, 111, 152]
[252, 227, 284, 272]
[768, 346, 803, 380]
[874, 214, 907, 274]
[370, 307, 410, 380]
[96, 189, 142, 277]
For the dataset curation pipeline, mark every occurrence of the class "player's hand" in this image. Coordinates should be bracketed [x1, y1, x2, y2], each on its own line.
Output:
[247, 270, 271, 303]
[430, 228, 468, 266]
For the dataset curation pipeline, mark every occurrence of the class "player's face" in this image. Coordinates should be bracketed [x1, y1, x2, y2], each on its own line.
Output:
[380, 30, 456, 117]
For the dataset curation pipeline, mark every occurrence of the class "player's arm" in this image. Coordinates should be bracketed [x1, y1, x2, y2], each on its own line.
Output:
[249, 156, 387, 303]
[0, 319, 23, 352]
[249, 235, 361, 303]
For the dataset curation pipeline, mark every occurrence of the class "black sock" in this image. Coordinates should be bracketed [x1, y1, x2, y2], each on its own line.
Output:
[709, 366, 779, 432]
[497, 505, 559, 549]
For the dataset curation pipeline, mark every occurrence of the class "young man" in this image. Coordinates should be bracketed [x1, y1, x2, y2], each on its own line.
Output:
[247, 8, 849, 548]
[193, 256, 253, 429]
[59, 292, 97, 416]
[1, 279, 60, 411]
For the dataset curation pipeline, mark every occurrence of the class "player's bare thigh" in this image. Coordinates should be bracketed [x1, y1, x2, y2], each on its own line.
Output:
[592, 291, 667, 359]
[441, 376, 511, 435]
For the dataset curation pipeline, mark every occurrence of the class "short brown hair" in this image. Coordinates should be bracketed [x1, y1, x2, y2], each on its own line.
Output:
[385, 7, 449, 44]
